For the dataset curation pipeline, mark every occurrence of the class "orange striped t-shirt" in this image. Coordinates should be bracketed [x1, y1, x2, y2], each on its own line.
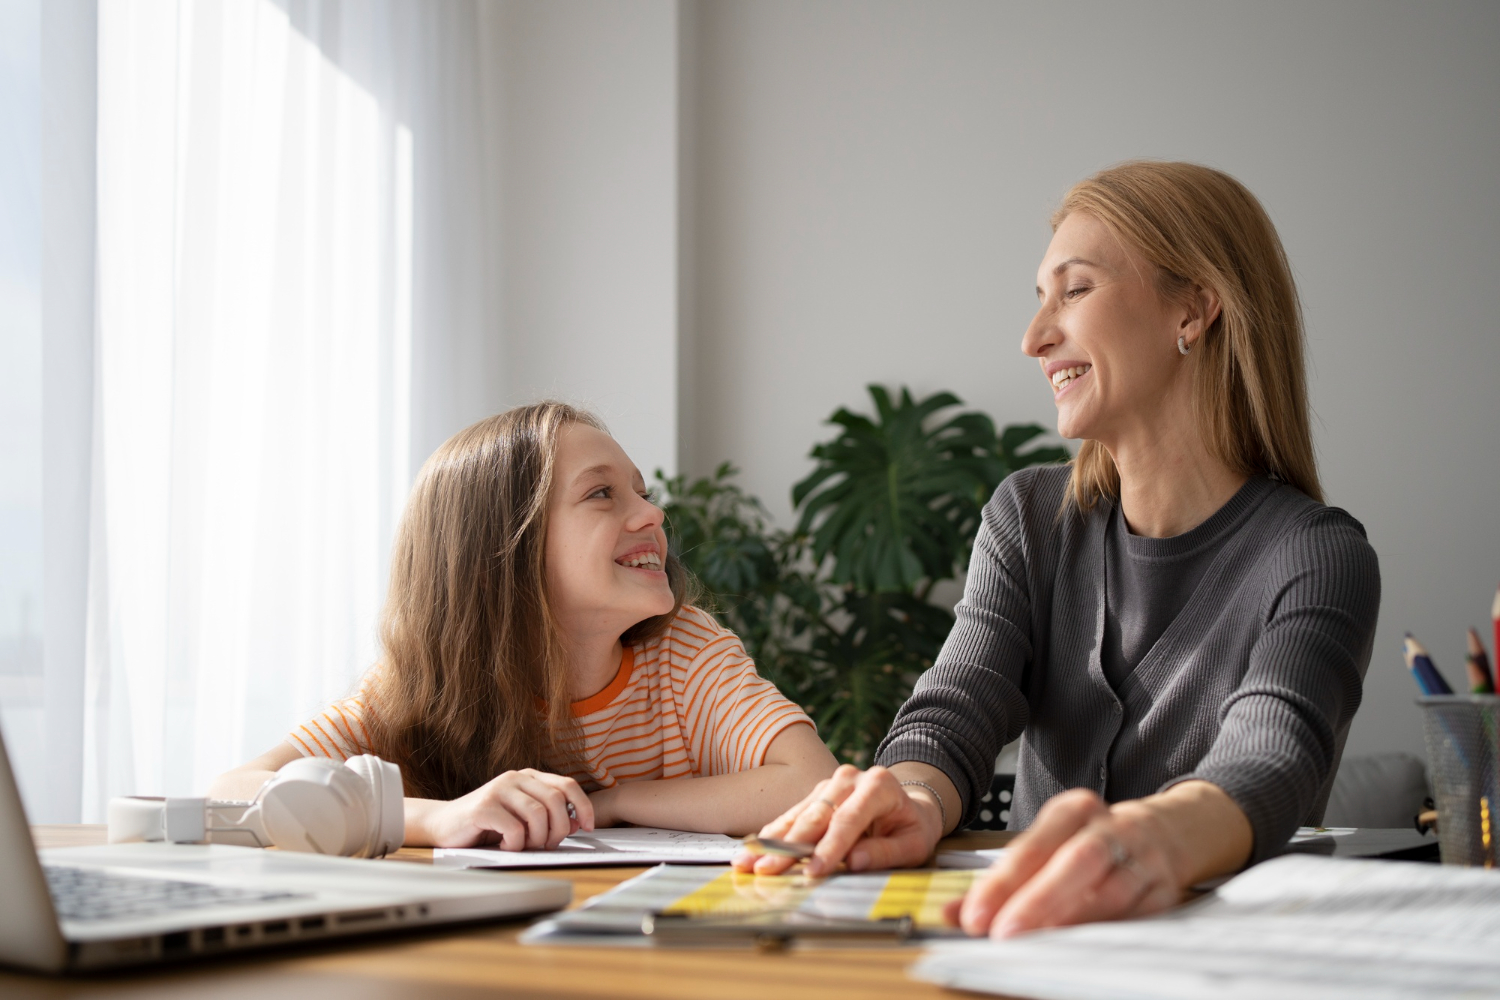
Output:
[286, 606, 814, 791]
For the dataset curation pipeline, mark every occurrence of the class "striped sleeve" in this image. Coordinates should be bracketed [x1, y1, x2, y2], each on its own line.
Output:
[287, 674, 378, 761]
[672, 608, 814, 775]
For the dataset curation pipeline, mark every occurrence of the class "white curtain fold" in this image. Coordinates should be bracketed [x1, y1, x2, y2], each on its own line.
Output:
[84, 0, 503, 819]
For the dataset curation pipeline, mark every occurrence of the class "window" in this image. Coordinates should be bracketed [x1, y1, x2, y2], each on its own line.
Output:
[0, 0, 44, 814]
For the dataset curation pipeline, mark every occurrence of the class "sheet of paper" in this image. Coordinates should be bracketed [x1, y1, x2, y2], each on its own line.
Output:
[521, 864, 979, 946]
[935, 847, 1006, 870]
[1288, 825, 1357, 841]
[432, 826, 742, 869]
[911, 854, 1500, 1000]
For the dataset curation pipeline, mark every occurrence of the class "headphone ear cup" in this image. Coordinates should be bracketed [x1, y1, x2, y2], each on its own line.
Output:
[343, 755, 404, 857]
[258, 757, 363, 855]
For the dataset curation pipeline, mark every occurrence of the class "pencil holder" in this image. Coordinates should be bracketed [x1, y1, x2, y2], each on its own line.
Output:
[1417, 694, 1500, 867]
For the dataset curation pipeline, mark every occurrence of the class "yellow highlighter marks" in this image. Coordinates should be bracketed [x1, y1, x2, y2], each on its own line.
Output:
[659, 867, 977, 928]
[868, 870, 976, 928]
[662, 870, 810, 916]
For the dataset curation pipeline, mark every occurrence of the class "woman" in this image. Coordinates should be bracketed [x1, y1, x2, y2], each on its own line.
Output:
[734, 161, 1380, 938]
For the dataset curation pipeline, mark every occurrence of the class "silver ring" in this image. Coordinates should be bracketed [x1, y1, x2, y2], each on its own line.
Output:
[1102, 834, 1148, 882]
[818, 798, 837, 810]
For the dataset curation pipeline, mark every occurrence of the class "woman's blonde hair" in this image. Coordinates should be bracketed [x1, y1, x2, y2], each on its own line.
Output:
[1056, 161, 1322, 511]
[364, 402, 691, 799]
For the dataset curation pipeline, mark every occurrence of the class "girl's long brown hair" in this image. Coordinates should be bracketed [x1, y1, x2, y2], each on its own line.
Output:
[1055, 161, 1323, 511]
[364, 402, 690, 800]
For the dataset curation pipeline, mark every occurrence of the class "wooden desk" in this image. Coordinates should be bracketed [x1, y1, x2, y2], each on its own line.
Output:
[2, 826, 1015, 1000]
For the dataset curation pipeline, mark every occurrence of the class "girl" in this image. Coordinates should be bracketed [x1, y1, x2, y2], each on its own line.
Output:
[211, 403, 837, 849]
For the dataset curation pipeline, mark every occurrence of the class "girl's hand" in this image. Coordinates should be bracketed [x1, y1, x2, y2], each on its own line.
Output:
[731, 765, 945, 877]
[948, 788, 1184, 938]
[406, 769, 594, 849]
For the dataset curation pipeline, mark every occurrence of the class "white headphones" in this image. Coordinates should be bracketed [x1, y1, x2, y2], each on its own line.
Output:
[107, 755, 404, 858]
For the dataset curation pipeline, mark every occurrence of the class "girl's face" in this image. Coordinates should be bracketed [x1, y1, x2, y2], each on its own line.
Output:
[1021, 212, 1202, 446]
[544, 424, 675, 641]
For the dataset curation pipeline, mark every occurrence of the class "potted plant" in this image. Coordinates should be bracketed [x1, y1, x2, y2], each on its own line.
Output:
[658, 385, 1067, 764]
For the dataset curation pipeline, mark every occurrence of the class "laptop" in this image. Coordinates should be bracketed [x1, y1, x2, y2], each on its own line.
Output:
[0, 730, 571, 973]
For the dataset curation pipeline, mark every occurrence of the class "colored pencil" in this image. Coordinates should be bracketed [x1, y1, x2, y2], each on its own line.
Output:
[1403, 634, 1454, 696]
[1493, 585, 1500, 684]
[1466, 628, 1495, 694]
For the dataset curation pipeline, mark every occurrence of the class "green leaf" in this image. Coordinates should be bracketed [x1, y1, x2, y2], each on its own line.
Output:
[791, 385, 1009, 592]
[995, 422, 1072, 478]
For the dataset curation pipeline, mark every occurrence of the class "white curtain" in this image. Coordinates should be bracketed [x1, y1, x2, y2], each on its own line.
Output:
[84, 0, 504, 819]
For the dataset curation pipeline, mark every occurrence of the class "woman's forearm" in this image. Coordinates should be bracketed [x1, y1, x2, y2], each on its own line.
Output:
[595, 764, 824, 836]
[1141, 779, 1254, 886]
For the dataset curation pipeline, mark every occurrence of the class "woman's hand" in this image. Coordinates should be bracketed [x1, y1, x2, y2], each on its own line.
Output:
[731, 764, 949, 877]
[404, 769, 594, 849]
[950, 781, 1252, 938]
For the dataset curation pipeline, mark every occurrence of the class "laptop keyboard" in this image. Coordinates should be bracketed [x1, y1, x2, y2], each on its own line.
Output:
[44, 865, 306, 923]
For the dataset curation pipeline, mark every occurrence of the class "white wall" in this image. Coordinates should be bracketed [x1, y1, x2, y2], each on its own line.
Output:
[496, 0, 682, 482]
[687, 0, 1500, 761]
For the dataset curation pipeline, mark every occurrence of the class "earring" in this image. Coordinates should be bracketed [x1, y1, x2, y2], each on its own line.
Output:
[1177, 336, 1191, 355]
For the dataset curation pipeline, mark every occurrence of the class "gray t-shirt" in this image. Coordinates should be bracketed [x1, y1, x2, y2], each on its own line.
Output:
[1101, 476, 1275, 695]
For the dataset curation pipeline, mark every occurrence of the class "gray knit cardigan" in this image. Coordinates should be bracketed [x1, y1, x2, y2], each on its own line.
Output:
[874, 466, 1381, 863]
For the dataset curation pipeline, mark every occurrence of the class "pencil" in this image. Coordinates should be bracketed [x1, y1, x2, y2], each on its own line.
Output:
[1467, 628, 1495, 694]
[1492, 585, 1500, 684]
[1403, 634, 1454, 696]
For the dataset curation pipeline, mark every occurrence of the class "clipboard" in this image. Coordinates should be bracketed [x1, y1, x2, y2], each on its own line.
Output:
[642, 911, 916, 950]
[521, 864, 978, 949]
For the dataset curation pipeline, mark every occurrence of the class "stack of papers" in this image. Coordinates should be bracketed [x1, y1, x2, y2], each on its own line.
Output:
[433, 827, 742, 869]
[910, 854, 1500, 1000]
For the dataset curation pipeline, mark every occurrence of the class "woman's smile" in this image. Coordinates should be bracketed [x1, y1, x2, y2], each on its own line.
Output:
[1046, 360, 1093, 398]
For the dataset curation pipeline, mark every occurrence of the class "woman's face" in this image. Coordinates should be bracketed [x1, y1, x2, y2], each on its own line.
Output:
[544, 424, 675, 640]
[1022, 212, 1197, 445]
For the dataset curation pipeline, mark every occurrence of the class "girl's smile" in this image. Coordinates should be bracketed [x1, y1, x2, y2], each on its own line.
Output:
[615, 542, 665, 573]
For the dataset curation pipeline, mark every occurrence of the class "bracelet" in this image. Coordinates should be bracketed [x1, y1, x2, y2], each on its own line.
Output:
[899, 779, 948, 834]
